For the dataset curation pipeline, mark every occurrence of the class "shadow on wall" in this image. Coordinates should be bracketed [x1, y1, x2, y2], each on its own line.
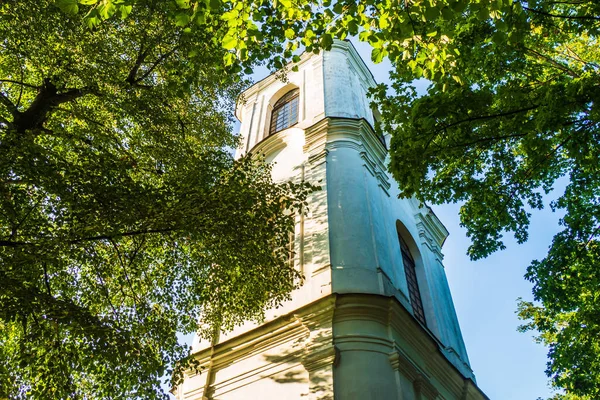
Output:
[304, 181, 331, 277]
[261, 330, 335, 400]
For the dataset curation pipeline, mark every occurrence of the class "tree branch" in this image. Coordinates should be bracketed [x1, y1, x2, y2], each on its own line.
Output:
[126, 45, 151, 85]
[109, 238, 141, 309]
[437, 105, 540, 133]
[42, 262, 52, 296]
[525, 47, 580, 78]
[0, 90, 19, 117]
[0, 227, 177, 248]
[0, 79, 40, 89]
[136, 46, 179, 83]
[440, 131, 530, 150]
[12, 79, 94, 133]
[523, 6, 600, 21]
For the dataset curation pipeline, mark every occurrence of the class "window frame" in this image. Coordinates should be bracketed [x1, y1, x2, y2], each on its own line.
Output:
[398, 233, 427, 326]
[269, 89, 300, 135]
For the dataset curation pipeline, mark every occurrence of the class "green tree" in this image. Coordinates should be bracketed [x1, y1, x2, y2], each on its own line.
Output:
[368, 2, 600, 398]
[0, 1, 311, 398]
[4, 0, 599, 398]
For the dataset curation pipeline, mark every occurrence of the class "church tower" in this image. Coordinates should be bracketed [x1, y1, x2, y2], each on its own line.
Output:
[174, 41, 488, 400]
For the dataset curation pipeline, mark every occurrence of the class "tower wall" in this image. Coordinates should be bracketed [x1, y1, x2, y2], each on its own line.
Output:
[177, 41, 486, 400]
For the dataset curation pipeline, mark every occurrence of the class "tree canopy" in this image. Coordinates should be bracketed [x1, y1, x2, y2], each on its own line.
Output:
[0, 1, 311, 398]
[370, 3, 599, 398]
[2, 0, 599, 398]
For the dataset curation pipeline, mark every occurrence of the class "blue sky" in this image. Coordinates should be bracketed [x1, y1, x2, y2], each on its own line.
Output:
[349, 40, 562, 399]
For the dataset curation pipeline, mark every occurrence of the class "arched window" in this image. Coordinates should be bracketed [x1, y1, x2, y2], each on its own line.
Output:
[398, 233, 427, 326]
[269, 88, 299, 135]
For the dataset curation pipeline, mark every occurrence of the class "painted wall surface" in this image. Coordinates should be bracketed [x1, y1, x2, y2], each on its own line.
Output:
[181, 40, 485, 400]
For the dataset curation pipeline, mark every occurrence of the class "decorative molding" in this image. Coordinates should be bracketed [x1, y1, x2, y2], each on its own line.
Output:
[235, 51, 316, 119]
[415, 210, 450, 263]
[177, 294, 487, 400]
[414, 374, 441, 400]
[388, 347, 440, 400]
[250, 130, 288, 158]
[303, 117, 390, 195]
[301, 344, 338, 372]
[360, 150, 391, 195]
[415, 209, 449, 248]
[303, 117, 329, 158]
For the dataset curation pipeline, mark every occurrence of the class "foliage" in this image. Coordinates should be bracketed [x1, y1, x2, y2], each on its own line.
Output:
[367, 1, 600, 398]
[539, 393, 590, 400]
[0, 1, 313, 398]
[3, 0, 599, 397]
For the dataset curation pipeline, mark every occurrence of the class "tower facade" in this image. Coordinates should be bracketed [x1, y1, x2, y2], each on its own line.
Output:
[174, 41, 488, 400]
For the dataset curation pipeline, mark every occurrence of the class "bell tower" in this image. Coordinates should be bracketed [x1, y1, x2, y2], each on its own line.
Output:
[174, 41, 488, 400]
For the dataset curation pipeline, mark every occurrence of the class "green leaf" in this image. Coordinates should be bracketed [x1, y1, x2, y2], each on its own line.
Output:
[477, 7, 489, 21]
[97, 0, 116, 19]
[320, 33, 333, 49]
[175, 12, 190, 26]
[378, 13, 389, 29]
[56, 0, 79, 15]
[119, 5, 132, 19]
[358, 30, 370, 42]
[222, 35, 238, 50]
[85, 15, 101, 28]
[175, 0, 191, 9]
[196, 11, 207, 25]
[424, 5, 440, 21]
[440, 6, 453, 20]
[371, 47, 387, 63]
[285, 28, 295, 40]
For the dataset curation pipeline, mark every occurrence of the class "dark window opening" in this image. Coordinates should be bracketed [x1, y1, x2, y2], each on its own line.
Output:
[399, 235, 427, 326]
[270, 89, 299, 135]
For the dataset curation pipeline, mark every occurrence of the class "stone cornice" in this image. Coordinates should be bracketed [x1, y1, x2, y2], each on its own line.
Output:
[180, 294, 487, 400]
[416, 208, 449, 248]
[248, 128, 288, 158]
[415, 209, 450, 263]
[303, 117, 390, 193]
[335, 294, 482, 399]
[188, 297, 335, 370]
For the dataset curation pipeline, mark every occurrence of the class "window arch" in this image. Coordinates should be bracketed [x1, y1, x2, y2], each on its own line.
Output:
[269, 88, 299, 135]
[397, 226, 427, 326]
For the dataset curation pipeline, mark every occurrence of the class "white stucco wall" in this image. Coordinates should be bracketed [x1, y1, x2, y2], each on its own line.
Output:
[185, 41, 479, 398]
